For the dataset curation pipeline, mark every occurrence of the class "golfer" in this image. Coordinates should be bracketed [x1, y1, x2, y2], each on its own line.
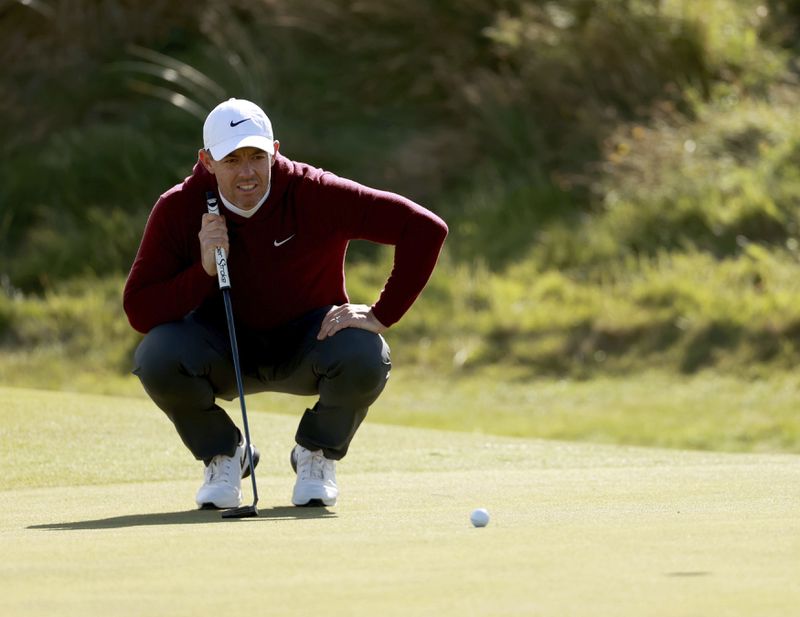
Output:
[123, 98, 448, 509]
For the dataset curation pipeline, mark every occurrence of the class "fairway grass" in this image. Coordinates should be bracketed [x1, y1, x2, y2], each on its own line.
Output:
[3, 362, 800, 454]
[1, 387, 799, 616]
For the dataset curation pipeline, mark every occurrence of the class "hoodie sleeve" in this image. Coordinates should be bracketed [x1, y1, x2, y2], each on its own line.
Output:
[310, 172, 448, 327]
[123, 192, 217, 334]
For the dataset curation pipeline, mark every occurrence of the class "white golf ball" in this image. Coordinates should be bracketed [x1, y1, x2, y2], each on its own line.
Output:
[470, 508, 490, 527]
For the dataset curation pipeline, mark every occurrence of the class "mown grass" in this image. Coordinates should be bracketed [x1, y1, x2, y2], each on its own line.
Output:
[381, 367, 800, 453]
[3, 355, 799, 455]
[5, 387, 797, 617]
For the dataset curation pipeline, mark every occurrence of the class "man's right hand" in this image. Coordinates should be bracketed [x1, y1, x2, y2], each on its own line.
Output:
[199, 213, 229, 276]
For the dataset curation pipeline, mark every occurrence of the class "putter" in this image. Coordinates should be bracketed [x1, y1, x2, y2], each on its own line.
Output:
[206, 191, 259, 519]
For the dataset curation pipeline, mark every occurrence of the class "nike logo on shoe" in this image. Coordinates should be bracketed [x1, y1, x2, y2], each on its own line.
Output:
[230, 118, 251, 127]
[273, 234, 295, 247]
[241, 445, 260, 479]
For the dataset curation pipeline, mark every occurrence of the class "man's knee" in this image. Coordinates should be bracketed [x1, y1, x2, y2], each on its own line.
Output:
[325, 329, 391, 393]
[134, 317, 232, 404]
[133, 322, 189, 390]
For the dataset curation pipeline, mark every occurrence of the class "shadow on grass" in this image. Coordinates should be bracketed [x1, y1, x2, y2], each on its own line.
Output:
[28, 506, 336, 530]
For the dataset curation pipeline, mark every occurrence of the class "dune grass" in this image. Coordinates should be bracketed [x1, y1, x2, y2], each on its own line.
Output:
[3, 265, 800, 455]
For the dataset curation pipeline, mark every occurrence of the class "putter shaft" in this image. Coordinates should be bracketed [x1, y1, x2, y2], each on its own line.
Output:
[206, 192, 259, 518]
[222, 288, 259, 508]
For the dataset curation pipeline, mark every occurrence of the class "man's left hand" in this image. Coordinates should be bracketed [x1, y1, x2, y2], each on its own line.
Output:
[317, 304, 387, 340]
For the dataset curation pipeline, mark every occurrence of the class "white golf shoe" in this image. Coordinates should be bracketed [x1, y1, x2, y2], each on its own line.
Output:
[196, 443, 259, 509]
[291, 445, 338, 506]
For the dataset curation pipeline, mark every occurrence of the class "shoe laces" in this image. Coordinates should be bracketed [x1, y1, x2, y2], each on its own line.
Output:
[298, 448, 334, 482]
[206, 454, 238, 486]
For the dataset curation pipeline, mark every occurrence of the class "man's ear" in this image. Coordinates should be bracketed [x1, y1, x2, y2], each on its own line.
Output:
[198, 149, 216, 174]
[271, 141, 280, 166]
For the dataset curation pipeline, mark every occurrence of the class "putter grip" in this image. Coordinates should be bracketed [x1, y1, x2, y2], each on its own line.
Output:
[205, 193, 231, 290]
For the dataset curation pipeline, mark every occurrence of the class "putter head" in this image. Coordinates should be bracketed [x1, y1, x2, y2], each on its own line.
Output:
[221, 504, 259, 519]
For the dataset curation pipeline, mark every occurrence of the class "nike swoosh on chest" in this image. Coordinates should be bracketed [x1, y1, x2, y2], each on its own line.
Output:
[273, 234, 296, 247]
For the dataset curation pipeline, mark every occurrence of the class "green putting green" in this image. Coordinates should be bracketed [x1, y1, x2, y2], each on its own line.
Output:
[1, 387, 798, 616]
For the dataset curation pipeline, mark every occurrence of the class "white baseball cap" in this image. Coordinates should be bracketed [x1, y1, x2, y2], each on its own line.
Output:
[203, 98, 276, 160]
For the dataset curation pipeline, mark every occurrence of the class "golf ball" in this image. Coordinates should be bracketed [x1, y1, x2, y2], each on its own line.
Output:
[470, 508, 490, 527]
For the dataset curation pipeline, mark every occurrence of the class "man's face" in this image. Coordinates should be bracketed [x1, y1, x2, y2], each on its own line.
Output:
[199, 145, 277, 210]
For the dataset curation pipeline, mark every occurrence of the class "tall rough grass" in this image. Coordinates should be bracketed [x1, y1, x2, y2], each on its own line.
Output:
[2, 0, 800, 380]
[2, 0, 776, 284]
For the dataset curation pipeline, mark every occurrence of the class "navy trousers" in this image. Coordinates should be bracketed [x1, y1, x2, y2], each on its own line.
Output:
[133, 306, 391, 462]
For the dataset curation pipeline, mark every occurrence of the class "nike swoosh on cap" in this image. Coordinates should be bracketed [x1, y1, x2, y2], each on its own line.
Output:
[230, 118, 251, 127]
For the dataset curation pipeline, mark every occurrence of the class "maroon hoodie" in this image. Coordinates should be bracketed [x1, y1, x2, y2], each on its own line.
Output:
[123, 154, 448, 334]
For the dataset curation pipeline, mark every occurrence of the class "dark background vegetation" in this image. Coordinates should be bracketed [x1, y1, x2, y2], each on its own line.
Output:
[2, 0, 800, 382]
